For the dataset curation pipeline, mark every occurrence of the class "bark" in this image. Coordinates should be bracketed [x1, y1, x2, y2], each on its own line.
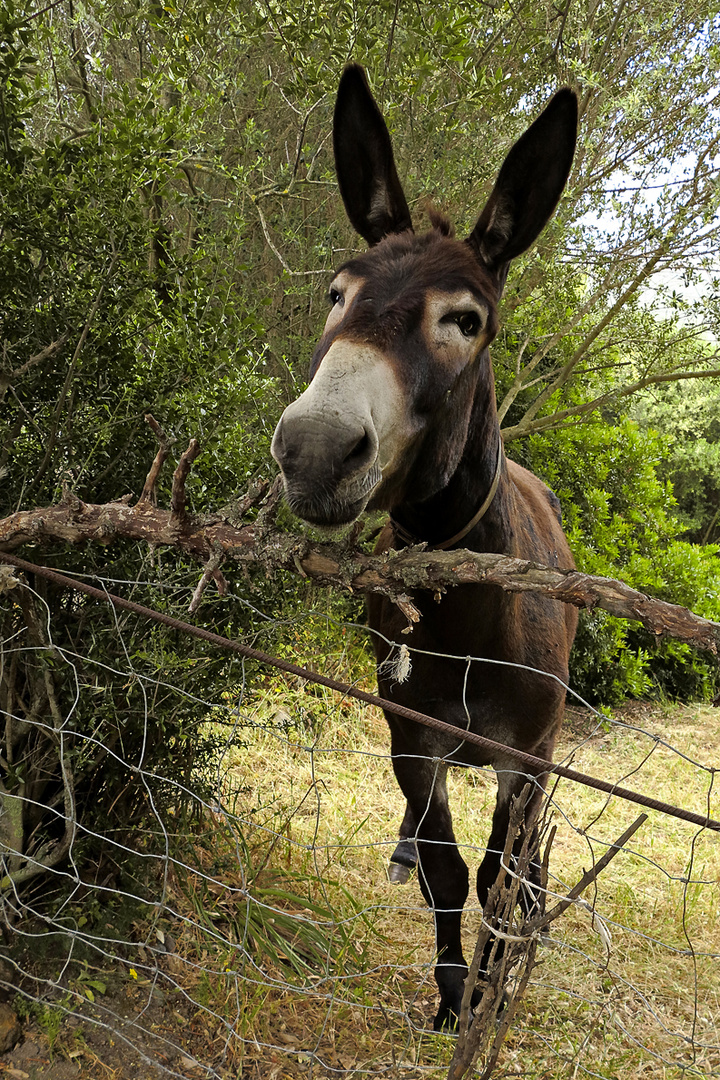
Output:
[1, 482, 719, 655]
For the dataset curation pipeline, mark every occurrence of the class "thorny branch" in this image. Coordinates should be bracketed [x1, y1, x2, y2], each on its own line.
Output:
[1, 434, 720, 656]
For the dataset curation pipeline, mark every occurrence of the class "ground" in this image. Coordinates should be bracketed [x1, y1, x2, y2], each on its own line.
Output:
[1, 698, 718, 1080]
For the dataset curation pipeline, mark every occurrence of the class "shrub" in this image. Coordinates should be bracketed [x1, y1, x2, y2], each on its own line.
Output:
[513, 420, 720, 703]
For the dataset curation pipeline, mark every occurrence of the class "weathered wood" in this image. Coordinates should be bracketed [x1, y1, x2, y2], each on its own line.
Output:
[446, 813, 649, 1080]
[1, 494, 720, 654]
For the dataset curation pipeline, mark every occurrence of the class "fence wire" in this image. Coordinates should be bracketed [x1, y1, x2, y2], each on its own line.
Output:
[0, 565, 718, 1080]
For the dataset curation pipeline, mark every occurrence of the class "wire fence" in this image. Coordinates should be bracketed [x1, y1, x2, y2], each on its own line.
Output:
[0, 557, 719, 1079]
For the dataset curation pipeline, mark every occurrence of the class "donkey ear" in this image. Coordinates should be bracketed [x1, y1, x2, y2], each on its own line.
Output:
[467, 89, 577, 281]
[333, 64, 413, 246]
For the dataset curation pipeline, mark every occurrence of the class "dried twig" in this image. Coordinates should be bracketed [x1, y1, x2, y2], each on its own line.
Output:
[188, 552, 228, 615]
[32, 253, 120, 488]
[170, 439, 200, 524]
[447, 810, 648, 1080]
[251, 197, 327, 277]
[0, 334, 69, 401]
[253, 474, 286, 531]
[531, 812, 648, 928]
[139, 414, 176, 505]
[394, 594, 422, 629]
[217, 478, 272, 524]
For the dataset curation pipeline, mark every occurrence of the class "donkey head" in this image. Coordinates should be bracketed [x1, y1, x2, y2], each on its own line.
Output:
[272, 65, 577, 527]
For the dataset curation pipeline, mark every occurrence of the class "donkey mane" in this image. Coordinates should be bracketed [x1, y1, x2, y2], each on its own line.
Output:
[425, 205, 454, 236]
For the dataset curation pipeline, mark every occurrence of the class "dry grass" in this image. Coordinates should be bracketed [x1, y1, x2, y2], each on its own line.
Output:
[12, 657, 717, 1080]
[188, 665, 720, 1080]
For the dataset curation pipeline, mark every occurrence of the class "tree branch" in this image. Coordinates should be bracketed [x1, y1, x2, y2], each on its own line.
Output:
[139, 414, 176, 505]
[251, 195, 327, 276]
[0, 334, 69, 402]
[502, 365, 720, 441]
[31, 253, 120, 489]
[1, 479, 719, 653]
[170, 438, 200, 523]
[512, 245, 670, 435]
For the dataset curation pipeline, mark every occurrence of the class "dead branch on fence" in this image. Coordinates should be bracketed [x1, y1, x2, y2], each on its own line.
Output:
[1, 439, 720, 654]
[447, 809, 648, 1080]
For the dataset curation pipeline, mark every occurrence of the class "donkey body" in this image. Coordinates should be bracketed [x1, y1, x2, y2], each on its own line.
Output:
[272, 65, 578, 1030]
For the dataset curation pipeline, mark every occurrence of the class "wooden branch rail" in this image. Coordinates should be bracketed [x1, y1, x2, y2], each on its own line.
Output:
[1, 423, 720, 655]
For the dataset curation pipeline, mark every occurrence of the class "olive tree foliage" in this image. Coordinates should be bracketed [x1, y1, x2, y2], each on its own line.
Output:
[3, 0, 720, 506]
[0, 0, 283, 888]
[633, 379, 720, 545]
[241, 0, 720, 438]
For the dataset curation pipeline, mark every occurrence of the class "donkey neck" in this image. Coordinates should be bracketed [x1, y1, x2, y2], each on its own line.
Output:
[390, 381, 511, 553]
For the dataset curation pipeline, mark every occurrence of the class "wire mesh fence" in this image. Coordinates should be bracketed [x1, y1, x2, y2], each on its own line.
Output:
[0, 563, 719, 1079]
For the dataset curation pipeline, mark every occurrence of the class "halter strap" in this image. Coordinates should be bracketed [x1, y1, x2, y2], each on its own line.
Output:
[390, 440, 504, 551]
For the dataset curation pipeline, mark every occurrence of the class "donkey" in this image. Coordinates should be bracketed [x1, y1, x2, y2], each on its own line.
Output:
[271, 64, 579, 1031]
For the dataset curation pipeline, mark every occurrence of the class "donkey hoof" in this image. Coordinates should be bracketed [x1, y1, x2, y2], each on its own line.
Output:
[388, 839, 417, 883]
[387, 860, 412, 884]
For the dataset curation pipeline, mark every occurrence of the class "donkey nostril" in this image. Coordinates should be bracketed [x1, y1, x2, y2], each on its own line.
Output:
[338, 429, 376, 479]
[345, 431, 371, 465]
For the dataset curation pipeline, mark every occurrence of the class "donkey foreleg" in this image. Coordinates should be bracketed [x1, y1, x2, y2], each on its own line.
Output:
[390, 752, 477, 1031]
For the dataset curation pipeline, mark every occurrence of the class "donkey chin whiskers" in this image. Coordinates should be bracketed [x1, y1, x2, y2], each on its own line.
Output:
[283, 464, 382, 529]
[284, 486, 369, 529]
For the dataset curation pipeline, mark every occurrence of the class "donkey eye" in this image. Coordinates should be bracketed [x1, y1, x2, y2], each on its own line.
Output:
[454, 311, 482, 337]
[328, 287, 344, 306]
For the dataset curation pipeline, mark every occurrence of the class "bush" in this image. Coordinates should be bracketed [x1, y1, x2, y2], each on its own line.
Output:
[513, 419, 720, 703]
[0, 5, 282, 889]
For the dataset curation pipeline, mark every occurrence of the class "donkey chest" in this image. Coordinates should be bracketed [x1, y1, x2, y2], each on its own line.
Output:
[369, 580, 567, 675]
[370, 583, 569, 747]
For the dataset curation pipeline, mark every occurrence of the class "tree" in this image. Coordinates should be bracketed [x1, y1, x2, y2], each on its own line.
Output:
[0, 0, 284, 889]
[5, 0, 720, 494]
[3, 0, 720, 897]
